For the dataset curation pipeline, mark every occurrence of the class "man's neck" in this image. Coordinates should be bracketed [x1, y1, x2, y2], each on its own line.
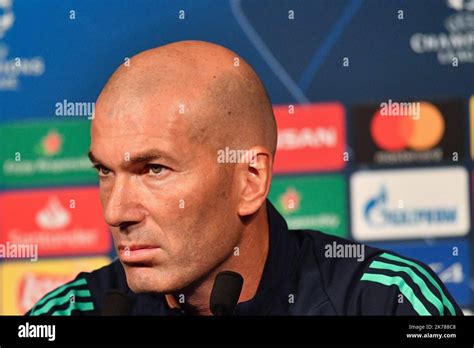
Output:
[166, 208, 270, 315]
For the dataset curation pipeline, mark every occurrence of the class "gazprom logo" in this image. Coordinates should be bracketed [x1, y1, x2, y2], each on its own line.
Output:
[351, 167, 469, 240]
[364, 186, 457, 227]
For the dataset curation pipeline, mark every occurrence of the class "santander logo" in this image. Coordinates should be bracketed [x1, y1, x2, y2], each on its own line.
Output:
[35, 196, 71, 230]
[0, 187, 111, 256]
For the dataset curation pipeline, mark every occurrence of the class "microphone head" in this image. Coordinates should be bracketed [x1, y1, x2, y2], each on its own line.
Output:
[102, 290, 131, 316]
[210, 271, 244, 316]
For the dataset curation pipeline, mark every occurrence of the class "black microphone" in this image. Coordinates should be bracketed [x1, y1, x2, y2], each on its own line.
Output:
[101, 290, 131, 315]
[210, 271, 244, 316]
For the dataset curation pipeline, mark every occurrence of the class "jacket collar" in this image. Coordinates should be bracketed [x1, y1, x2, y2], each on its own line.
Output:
[233, 199, 296, 315]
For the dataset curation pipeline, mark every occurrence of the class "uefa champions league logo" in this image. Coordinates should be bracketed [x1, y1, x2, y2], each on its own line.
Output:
[446, 0, 474, 11]
[0, 0, 45, 90]
[0, 0, 14, 39]
[409, 0, 474, 64]
[445, 0, 474, 32]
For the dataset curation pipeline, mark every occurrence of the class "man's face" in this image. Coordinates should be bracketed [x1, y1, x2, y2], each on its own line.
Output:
[90, 93, 242, 293]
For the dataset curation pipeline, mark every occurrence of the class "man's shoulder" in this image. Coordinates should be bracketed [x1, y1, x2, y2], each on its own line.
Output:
[291, 228, 382, 276]
[291, 229, 382, 310]
[291, 229, 462, 315]
[27, 260, 126, 316]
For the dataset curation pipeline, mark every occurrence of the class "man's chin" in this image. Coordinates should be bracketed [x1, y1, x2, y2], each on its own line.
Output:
[123, 265, 182, 293]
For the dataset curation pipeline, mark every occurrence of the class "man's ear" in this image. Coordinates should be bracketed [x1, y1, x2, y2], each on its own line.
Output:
[237, 146, 273, 217]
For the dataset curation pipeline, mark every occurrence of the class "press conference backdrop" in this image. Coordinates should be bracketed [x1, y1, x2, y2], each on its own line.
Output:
[0, 0, 473, 315]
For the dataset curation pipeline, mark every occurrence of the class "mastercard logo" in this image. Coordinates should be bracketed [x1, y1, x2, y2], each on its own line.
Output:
[370, 102, 445, 151]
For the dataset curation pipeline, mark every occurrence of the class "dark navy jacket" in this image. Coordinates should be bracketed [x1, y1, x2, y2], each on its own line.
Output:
[27, 201, 463, 316]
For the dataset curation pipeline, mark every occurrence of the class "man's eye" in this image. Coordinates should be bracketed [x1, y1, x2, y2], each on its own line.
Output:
[147, 164, 166, 175]
[94, 165, 112, 177]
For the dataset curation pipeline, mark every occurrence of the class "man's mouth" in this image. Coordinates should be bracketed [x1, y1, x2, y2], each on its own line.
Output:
[118, 244, 161, 264]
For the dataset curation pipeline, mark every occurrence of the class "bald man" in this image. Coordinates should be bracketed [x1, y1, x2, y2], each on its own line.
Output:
[27, 41, 462, 316]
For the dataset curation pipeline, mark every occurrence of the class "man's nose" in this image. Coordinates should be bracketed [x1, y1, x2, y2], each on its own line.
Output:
[103, 176, 146, 229]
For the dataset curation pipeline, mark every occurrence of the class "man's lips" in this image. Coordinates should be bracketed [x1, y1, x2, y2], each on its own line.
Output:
[118, 245, 160, 263]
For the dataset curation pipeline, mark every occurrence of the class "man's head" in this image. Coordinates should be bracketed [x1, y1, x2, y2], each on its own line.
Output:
[90, 40, 277, 294]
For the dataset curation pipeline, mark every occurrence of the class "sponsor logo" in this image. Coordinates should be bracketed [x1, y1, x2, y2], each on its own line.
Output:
[0, 0, 45, 90]
[351, 167, 470, 240]
[409, 0, 474, 65]
[379, 99, 421, 119]
[279, 188, 301, 214]
[35, 129, 63, 157]
[373, 102, 443, 151]
[269, 174, 348, 237]
[35, 196, 71, 229]
[0, 120, 97, 187]
[0, 257, 110, 315]
[372, 240, 471, 306]
[470, 96, 474, 158]
[18, 273, 71, 311]
[273, 103, 346, 173]
[353, 99, 464, 165]
[0, 187, 111, 256]
[0, 0, 14, 38]
[431, 262, 464, 284]
[364, 187, 457, 227]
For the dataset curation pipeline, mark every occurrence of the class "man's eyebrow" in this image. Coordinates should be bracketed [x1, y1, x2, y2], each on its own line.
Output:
[87, 150, 175, 166]
[88, 151, 98, 163]
[127, 150, 167, 164]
